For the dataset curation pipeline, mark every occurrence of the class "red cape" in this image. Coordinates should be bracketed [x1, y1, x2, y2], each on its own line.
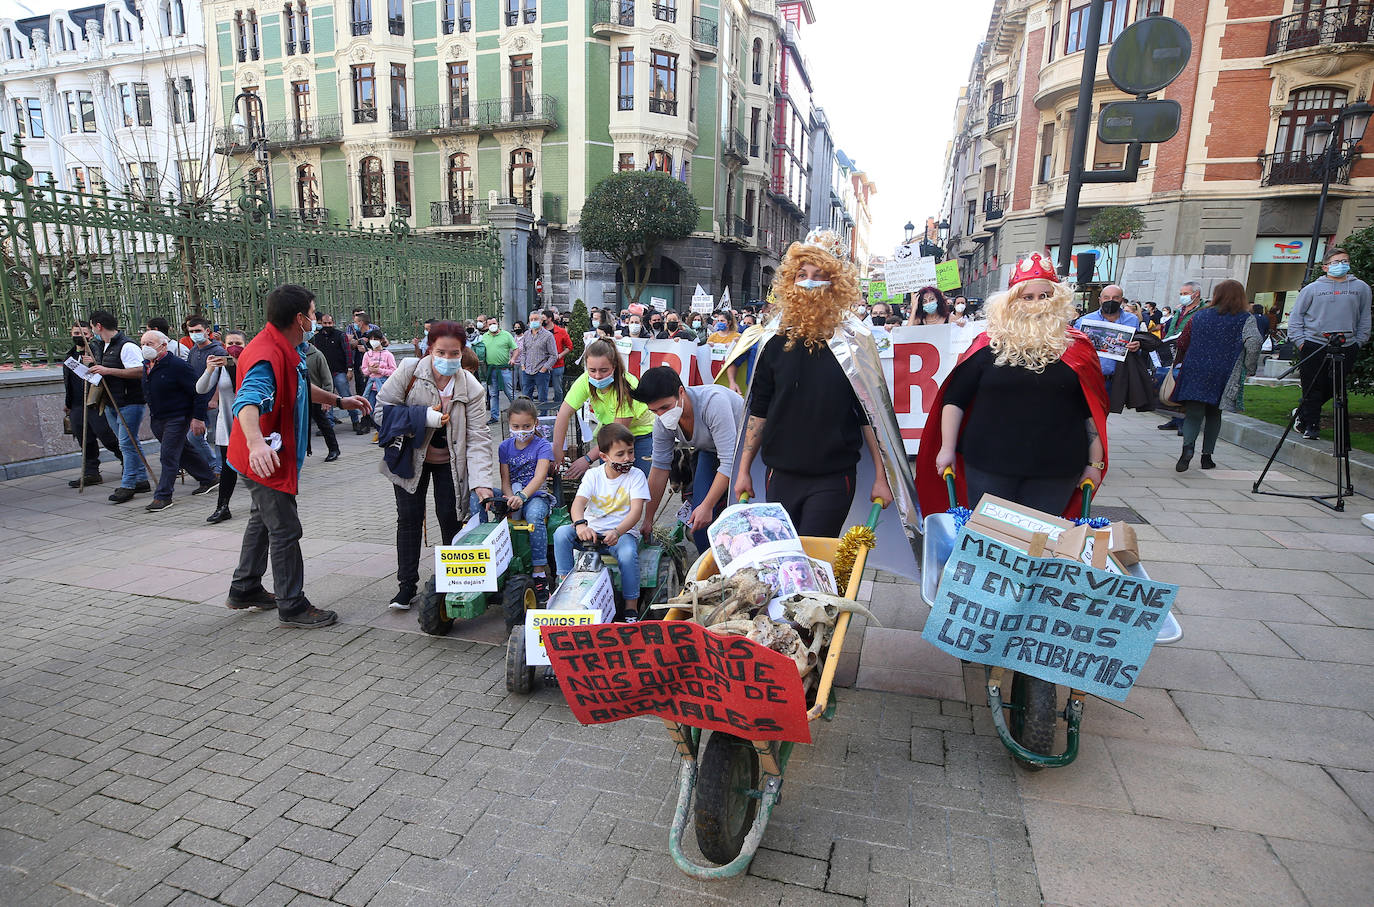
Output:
[915, 329, 1109, 520]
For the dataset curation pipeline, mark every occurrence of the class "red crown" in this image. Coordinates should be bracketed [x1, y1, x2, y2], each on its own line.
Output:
[1009, 253, 1059, 288]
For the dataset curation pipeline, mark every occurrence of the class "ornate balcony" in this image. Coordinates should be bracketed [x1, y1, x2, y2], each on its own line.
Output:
[430, 200, 480, 226]
[592, 0, 635, 34]
[649, 97, 678, 116]
[483, 94, 558, 130]
[722, 128, 749, 165]
[213, 114, 344, 153]
[351, 18, 371, 36]
[1267, 3, 1373, 55]
[1258, 149, 1355, 187]
[983, 192, 1007, 223]
[653, 3, 677, 22]
[691, 16, 718, 57]
[987, 96, 1018, 132]
[279, 206, 330, 225]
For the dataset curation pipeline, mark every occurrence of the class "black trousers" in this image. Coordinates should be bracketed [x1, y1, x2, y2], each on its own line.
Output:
[963, 464, 1081, 516]
[1297, 342, 1357, 435]
[70, 403, 121, 475]
[766, 467, 856, 538]
[231, 475, 307, 616]
[308, 403, 340, 455]
[215, 446, 237, 509]
[393, 462, 462, 601]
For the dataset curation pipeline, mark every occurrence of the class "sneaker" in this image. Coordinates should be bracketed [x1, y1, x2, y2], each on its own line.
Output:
[191, 480, 219, 496]
[621, 610, 640, 623]
[69, 475, 101, 488]
[533, 575, 550, 598]
[1303, 427, 1320, 440]
[1156, 421, 1179, 431]
[145, 498, 175, 512]
[487, 417, 499, 425]
[134, 480, 151, 493]
[226, 588, 276, 610]
[108, 487, 136, 504]
[388, 600, 412, 611]
[280, 607, 338, 629]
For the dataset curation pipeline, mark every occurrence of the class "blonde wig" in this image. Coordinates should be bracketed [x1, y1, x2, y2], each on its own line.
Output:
[771, 243, 861, 351]
[983, 279, 1079, 373]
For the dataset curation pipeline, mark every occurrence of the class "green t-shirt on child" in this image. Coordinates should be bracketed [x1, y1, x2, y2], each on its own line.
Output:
[564, 373, 655, 437]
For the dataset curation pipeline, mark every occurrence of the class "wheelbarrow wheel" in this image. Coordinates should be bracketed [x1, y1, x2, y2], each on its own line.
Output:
[1009, 673, 1057, 770]
[506, 625, 536, 694]
[417, 578, 453, 636]
[694, 732, 759, 865]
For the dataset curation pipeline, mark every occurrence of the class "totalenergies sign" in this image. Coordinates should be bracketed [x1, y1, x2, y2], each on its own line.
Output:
[1253, 237, 1326, 264]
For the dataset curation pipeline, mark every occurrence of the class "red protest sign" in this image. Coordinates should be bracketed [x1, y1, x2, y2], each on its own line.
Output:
[541, 621, 812, 743]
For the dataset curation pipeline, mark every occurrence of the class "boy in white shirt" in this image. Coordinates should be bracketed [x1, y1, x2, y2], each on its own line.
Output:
[553, 423, 650, 620]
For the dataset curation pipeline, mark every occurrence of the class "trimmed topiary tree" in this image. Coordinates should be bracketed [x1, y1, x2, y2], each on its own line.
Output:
[566, 298, 589, 379]
[579, 171, 700, 307]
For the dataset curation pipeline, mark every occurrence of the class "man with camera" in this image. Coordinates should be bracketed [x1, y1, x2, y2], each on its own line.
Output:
[1288, 248, 1371, 442]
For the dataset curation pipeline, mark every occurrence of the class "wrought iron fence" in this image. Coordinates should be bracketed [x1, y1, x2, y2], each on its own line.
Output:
[0, 139, 502, 366]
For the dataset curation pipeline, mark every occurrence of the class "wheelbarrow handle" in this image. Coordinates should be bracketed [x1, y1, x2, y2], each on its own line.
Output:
[866, 500, 884, 531]
[1080, 479, 1096, 520]
[942, 467, 958, 511]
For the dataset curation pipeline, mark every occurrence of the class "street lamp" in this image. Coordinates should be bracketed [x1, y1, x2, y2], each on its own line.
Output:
[235, 90, 273, 212]
[904, 221, 915, 243]
[1302, 97, 1372, 282]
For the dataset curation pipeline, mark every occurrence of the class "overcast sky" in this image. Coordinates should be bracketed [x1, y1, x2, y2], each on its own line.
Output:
[806, 0, 994, 254]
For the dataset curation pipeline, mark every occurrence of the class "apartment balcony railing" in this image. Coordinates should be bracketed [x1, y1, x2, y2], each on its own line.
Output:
[653, 3, 677, 22]
[236, 47, 245, 62]
[279, 206, 329, 225]
[442, 17, 454, 33]
[1267, 2, 1373, 55]
[388, 15, 405, 35]
[617, 94, 634, 111]
[987, 96, 1018, 131]
[983, 192, 1007, 222]
[360, 203, 387, 218]
[592, 0, 635, 31]
[1258, 148, 1355, 187]
[649, 97, 678, 116]
[484, 94, 558, 129]
[351, 18, 371, 36]
[733, 216, 754, 238]
[388, 104, 477, 135]
[353, 106, 379, 124]
[430, 200, 480, 226]
[505, 8, 537, 25]
[387, 97, 556, 135]
[691, 16, 718, 52]
[722, 128, 749, 164]
[213, 114, 344, 152]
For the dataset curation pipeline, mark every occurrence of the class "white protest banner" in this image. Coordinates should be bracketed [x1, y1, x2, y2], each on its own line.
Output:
[691, 284, 714, 314]
[434, 518, 513, 592]
[525, 609, 601, 666]
[1078, 319, 1136, 362]
[880, 322, 982, 455]
[650, 296, 668, 311]
[720, 287, 731, 310]
[885, 242, 939, 294]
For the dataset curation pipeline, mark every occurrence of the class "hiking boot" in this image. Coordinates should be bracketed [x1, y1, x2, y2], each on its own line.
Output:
[191, 480, 219, 496]
[134, 480, 151, 493]
[1200, 454, 1216, 470]
[226, 587, 276, 610]
[70, 474, 101, 488]
[145, 498, 175, 513]
[1175, 444, 1194, 473]
[280, 607, 338, 628]
[108, 487, 136, 504]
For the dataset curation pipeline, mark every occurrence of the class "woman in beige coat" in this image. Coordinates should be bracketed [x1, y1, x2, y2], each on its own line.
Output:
[377, 321, 498, 610]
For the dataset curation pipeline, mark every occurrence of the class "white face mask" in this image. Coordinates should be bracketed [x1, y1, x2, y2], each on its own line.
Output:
[510, 428, 538, 442]
[796, 278, 831, 290]
[141, 344, 159, 360]
[658, 400, 685, 431]
[369, 339, 382, 349]
[954, 303, 966, 313]
[488, 323, 499, 333]
[628, 323, 642, 335]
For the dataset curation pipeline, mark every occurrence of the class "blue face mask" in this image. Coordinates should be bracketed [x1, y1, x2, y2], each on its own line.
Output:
[432, 356, 461, 376]
[714, 321, 727, 332]
[1328, 261, 1351, 278]
[795, 279, 831, 290]
[923, 302, 938, 314]
[588, 374, 615, 390]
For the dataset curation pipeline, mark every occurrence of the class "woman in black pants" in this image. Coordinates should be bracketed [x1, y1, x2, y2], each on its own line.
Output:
[197, 330, 244, 523]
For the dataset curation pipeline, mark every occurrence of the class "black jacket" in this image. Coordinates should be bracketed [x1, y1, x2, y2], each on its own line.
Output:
[99, 331, 145, 407]
[63, 343, 90, 410]
[142, 352, 208, 423]
[312, 326, 350, 375]
[1108, 331, 1163, 414]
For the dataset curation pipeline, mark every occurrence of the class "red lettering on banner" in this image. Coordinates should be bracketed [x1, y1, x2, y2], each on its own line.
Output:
[627, 350, 643, 376]
[649, 351, 683, 374]
[893, 342, 942, 432]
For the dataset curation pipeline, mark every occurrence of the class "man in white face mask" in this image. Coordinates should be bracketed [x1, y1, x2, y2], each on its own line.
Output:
[631, 366, 744, 553]
[138, 330, 220, 512]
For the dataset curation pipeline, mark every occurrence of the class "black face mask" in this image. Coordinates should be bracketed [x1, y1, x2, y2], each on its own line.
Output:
[1099, 298, 1123, 315]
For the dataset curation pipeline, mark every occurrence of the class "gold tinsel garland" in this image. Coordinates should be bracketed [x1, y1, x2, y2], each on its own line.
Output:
[832, 524, 877, 593]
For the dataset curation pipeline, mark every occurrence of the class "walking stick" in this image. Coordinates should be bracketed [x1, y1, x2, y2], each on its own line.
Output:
[100, 381, 158, 483]
[76, 394, 91, 494]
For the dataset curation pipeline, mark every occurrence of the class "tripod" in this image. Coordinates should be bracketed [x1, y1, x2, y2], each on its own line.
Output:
[1253, 334, 1356, 512]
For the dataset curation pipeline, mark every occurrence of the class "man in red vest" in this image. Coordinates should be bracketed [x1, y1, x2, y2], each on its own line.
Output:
[226, 285, 372, 627]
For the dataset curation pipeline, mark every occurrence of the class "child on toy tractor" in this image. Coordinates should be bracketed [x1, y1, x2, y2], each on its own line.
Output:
[553, 423, 650, 621]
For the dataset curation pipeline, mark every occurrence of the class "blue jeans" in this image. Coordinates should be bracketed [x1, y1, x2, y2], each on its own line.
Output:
[474, 482, 551, 567]
[153, 416, 217, 500]
[364, 375, 386, 413]
[186, 428, 218, 473]
[551, 365, 566, 403]
[554, 523, 641, 601]
[487, 367, 514, 420]
[521, 369, 550, 404]
[332, 372, 357, 424]
[106, 403, 149, 488]
[690, 449, 722, 554]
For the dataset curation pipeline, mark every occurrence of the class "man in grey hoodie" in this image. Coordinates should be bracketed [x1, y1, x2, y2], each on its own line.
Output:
[1288, 247, 1371, 440]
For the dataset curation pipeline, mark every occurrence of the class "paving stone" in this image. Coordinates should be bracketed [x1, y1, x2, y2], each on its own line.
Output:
[1172, 691, 1374, 771]
[273, 855, 351, 899]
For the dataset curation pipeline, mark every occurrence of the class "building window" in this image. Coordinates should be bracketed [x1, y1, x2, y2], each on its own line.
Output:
[1137, 0, 1164, 18]
[690, 62, 698, 122]
[744, 187, 755, 227]
[1065, 0, 1128, 54]
[751, 38, 762, 85]
[443, 0, 455, 33]
[1275, 86, 1349, 155]
[133, 83, 152, 126]
[388, 0, 405, 35]
[749, 108, 760, 156]
[352, 0, 372, 35]
[447, 152, 472, 205]
[359, 156, 385, 216]
[248, 10, 261, 59]
[390, 63, 408, 129]
[1093, 103, 1127, 170]
[285, 3, 297, 53]
[161, 0, 187, 36]
[240, 86, 262, 137]
[506, 0, 536, 26]
[448, 62, 470, 122]
[128, 162, 159, 198]
[647, 150, 672, 172]
[966, 199, 976, 235]
[618, 153, 636, 172]
[19, 97, 42, 138]
[509, 147, 534, 207]
[170, 78, 195, 125]
[618, 48, 634, 110]
[1062, 108, 1076, 174]
[650, 51, 678, 115]
[510, 54, 533, 115]
[299, 1, 312, 51]
[352, 64, 377, 123]
[1039, 121, 1055, 183]
[655, 0, 677, 23]
[393, 161, 412, 215]
[296, 163, 320, 210]
[292, 81, 312, 132]
[178, 158, 202, 202]
[459, 0, 471, 31]
[234, 11, 247, 61]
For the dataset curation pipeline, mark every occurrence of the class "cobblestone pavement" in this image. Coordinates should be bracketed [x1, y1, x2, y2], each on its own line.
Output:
[0, 425, 1040, 906]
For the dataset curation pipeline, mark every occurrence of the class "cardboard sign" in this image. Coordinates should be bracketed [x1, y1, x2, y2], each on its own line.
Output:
[691, 293, 714, 314]
[542, 621, 812, 742]
[866, 280, 904, 306]
[525, 609, 600, 666]
[886, 244, 939, 294]
[650, 296, 668, 312]
[545, 565, 616, 622]
[935, 260, 962, 293]
[434, 519, 513, 592]
[920, 529, 1178, 701]
[1078, 318, 1136, 362]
